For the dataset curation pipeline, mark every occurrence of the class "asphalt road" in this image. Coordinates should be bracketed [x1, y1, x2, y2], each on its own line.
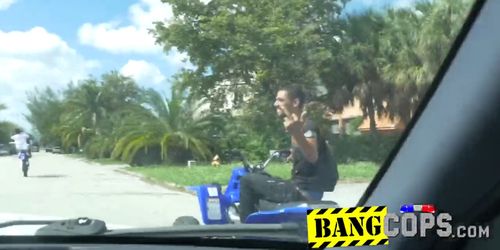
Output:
[0, 152, 369, 228]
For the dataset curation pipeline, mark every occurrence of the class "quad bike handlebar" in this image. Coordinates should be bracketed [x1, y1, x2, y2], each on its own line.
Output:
[234, 149, 291, 173]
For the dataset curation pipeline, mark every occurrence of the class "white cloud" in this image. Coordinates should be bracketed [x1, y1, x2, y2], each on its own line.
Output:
[120, 60, 166, 87]
[392, 0, 419, 8]
[164, 48, 196, 71]
[0, 27, 76, 56]
[129, 0, 174, 30]
[77, 0, 196, 72]
[0, 27, 99, 131]
[363, 0, 419, 6]
[0, 0, 16, 11]
[346, 0, 422, 12]
[78, 0, 173, 54]
[78, 22, 161, 54]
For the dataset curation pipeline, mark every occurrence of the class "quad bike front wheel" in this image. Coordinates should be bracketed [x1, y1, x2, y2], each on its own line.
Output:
[173, 216, 200, 226]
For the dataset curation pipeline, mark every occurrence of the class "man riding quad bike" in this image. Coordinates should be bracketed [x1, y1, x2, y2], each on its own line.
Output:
[177, 85, 339, 226]
[238, 85, 339, 222]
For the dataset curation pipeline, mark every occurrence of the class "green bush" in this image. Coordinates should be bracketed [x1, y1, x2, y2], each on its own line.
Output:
[83, 136, 115, 159]
[129, 146, 163, 166]
[331, 133, 401, 164]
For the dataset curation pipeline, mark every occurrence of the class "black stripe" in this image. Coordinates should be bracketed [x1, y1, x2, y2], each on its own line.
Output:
[345, 207, 356, 213]
[319, 242, 330, 249]
[361, 207, 371, 213]
[308, 242, 316, 249]
[348, 240, 360, 246]
[375, 206, 386, 212]
[307, 209, 313, 215]
[316, 209, 328, 215]
[364, 239, 374, 246]
[378, 239, 389, 245]
[331, 208, 342, 214]
[334, 241, 345, 247]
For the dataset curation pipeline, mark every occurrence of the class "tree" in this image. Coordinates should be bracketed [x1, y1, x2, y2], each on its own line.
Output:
[57, 78, 105, 149]
[151, 0, 354, 157]
[152, 0, 348, 108]
[111, 86, 221, 165]
[46, 70, 146, 155]
[418, 0, 473, 82]
[0, 121, 18, 144]
[341, 10, 390, 133]
[83, 71, 145, 158]
[25, 87, 64, 146]
[379, 0, 473, 125]
[218, 94, 290, 161]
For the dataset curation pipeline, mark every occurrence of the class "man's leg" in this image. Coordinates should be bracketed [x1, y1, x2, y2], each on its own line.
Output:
[239, 174, 260, 222]
[239, 173, 300, 222]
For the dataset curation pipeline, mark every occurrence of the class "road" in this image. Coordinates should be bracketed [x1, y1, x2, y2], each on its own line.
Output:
[0, 152, 369, 228]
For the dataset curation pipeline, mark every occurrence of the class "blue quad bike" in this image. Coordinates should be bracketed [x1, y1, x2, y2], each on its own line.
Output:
[174, 150, 339, 227]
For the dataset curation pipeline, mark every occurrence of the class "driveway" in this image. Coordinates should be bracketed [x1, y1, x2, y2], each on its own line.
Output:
[0, 152, 369, 228]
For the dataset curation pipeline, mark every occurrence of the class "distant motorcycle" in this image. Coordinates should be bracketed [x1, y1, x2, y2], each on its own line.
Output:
[18, 150, 30, 177]
[9, 142, 30, 177]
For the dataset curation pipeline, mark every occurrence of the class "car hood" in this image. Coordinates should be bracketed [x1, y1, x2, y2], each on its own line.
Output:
[0, 213, 133, 236]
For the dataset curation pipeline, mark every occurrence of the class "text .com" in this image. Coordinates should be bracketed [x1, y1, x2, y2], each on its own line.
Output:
[384, 212, 489, 238]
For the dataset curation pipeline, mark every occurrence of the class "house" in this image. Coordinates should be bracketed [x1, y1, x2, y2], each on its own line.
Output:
[357, 113, 406, 134]
[326, 99, 364, 134]
[327, 98, 406, 135]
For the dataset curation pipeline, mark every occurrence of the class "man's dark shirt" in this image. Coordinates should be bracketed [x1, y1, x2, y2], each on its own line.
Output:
[290, 119, 338, 192]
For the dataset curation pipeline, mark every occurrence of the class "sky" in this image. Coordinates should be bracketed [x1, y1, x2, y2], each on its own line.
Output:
[0, 0, 419, 132]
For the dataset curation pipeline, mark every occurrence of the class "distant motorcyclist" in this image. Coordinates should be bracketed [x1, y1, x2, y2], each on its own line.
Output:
[11, 128, 32, 158]
[238, 85, 339, 222]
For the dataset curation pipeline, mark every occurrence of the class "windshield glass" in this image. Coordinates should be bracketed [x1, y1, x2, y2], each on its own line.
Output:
[0, 0, 474, 239]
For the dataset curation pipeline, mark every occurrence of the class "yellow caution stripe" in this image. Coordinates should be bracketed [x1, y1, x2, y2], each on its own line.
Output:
[308, 238, 389, 248]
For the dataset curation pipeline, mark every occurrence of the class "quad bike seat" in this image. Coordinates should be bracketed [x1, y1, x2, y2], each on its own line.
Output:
[257, 200, 339, 211]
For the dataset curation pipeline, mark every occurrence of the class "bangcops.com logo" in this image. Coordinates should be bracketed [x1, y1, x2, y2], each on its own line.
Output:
[306, 204, 490, 248]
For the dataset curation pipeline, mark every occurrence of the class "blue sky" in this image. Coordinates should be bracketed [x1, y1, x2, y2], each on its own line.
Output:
[0, 0, 418, 132]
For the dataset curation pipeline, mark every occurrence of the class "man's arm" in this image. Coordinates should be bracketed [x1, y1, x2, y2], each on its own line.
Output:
[282, 109, 319, 164]
[291, 130, 318, 164]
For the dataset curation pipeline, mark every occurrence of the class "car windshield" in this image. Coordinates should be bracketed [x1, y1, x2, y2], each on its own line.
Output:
[0, 0, 474, 242]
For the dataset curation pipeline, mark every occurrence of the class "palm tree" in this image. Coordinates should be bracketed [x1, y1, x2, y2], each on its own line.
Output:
[57, 78, 106, 149]
[378, 6, 423, 125]
[418, 0, 473, 82]
[343, 10, 390, 133]
[25, 87, 64, 146]
[55, 72, 145, 156]
[82, 71, 145, 158]
[111, 87, 220, 164]
[379, 0, 473, 125]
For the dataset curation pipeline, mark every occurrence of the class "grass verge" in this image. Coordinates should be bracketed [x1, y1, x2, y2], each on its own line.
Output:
[127, 161, 378, 187]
